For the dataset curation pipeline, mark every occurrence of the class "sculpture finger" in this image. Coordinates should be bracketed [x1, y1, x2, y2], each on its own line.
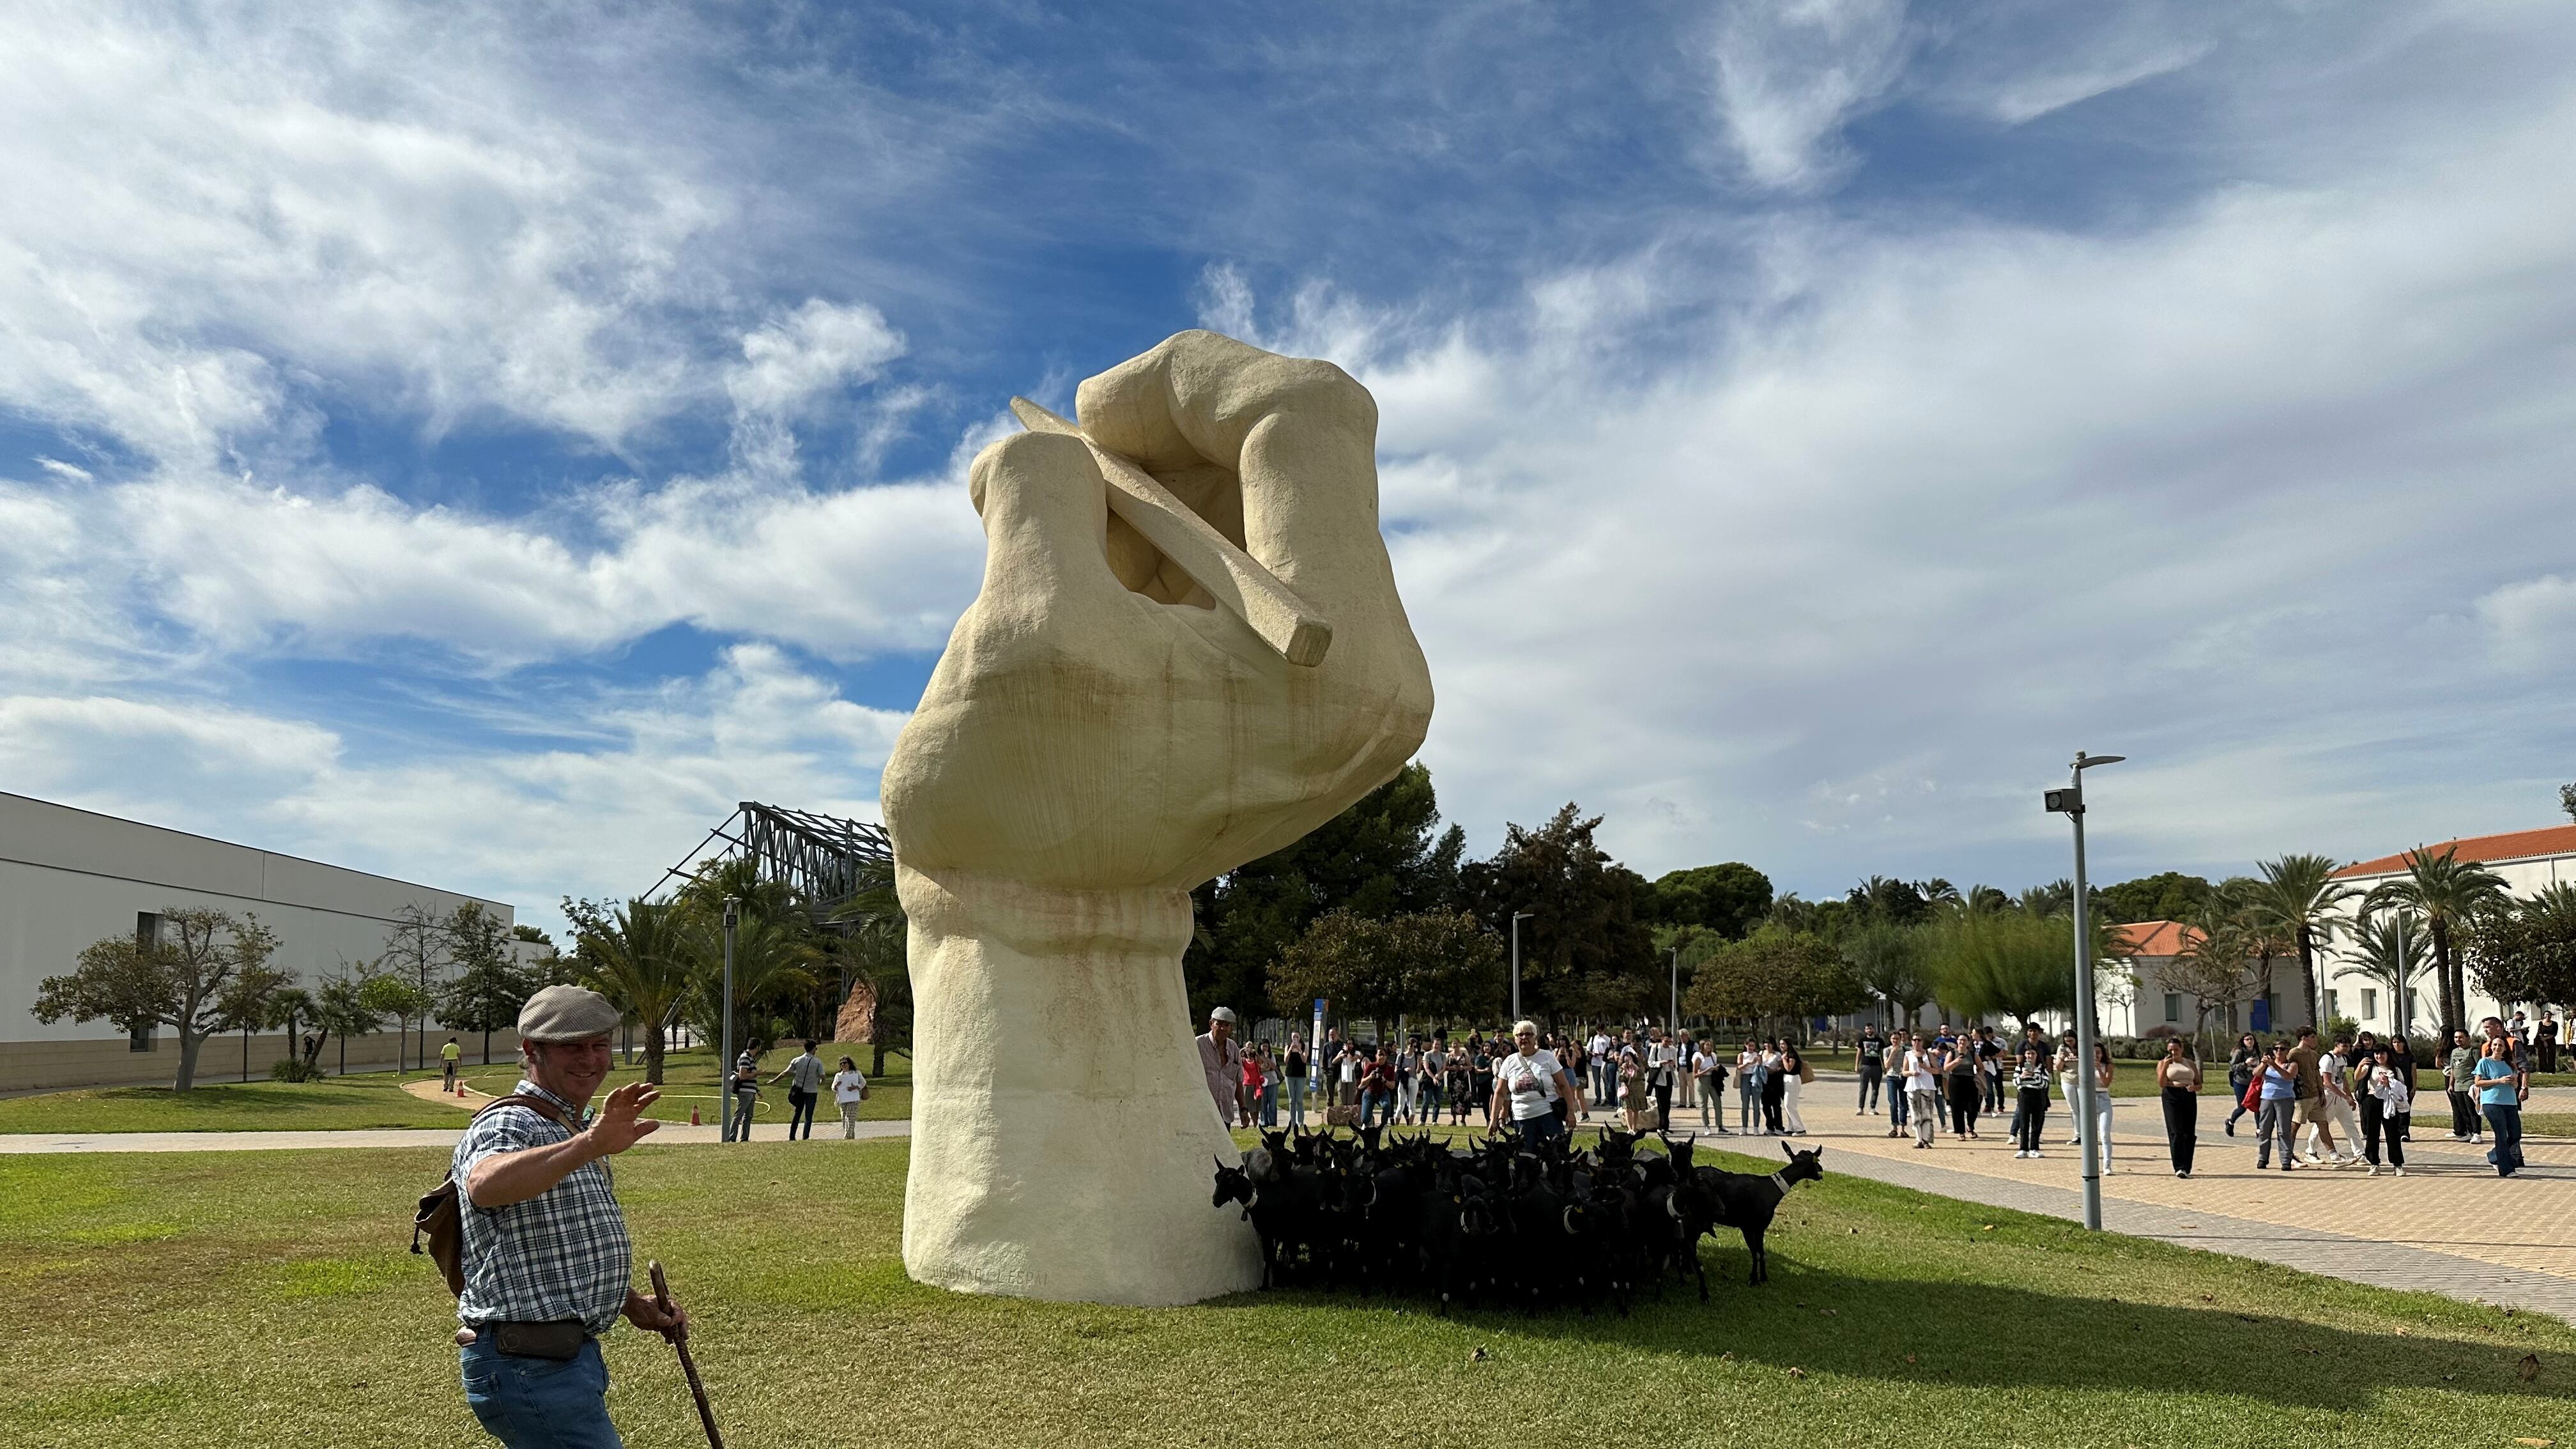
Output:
[1075, 330, 1390, 616]
[965, 431, 1127, 624]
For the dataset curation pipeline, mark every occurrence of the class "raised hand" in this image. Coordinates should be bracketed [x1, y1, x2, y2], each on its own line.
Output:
[882, 332, 1430, 1306]
[584, 1080, 662, 1157]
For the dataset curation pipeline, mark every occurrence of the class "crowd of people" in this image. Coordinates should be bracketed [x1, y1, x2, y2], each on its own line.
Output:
[1852, 1012, 2538, 1179]
[1197, 1009, 1818, 1141]
[1192, 1007, 2543, 1180]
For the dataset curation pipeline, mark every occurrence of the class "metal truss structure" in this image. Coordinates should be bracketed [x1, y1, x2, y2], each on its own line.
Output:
[652, 801, 893, 927]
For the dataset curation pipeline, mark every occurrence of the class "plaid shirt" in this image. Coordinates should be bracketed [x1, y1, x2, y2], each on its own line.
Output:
[453, 1080, 631, 1335]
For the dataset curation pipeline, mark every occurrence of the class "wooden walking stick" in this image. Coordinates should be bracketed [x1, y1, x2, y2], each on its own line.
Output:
[648, 1260, 725, 1449]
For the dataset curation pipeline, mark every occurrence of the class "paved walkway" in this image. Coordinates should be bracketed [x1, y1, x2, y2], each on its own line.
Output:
[1663, 1077, 2576, 1320]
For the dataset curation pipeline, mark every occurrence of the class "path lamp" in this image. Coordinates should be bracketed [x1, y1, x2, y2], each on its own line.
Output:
[721, 896, 740, 1143]
[2044, 751, 2124, 1231]
[1510, 912, 1535, 1022]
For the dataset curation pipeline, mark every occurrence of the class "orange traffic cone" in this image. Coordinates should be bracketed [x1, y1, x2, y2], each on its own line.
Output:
[689, 1104, 702, 1126]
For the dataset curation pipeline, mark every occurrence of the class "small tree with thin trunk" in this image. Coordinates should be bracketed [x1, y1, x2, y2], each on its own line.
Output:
[33, 908, 281, 1091]
[312, 966, 383, 1076]
[213, 963, 293, 1082]
[438, 902, 534, 1065]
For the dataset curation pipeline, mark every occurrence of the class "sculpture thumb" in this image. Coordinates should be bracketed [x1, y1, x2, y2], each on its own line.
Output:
[966, 431, 1119, 616]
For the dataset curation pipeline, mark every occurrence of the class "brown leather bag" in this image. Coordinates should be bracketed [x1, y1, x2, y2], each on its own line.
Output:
[412, 1094, 568, 1296]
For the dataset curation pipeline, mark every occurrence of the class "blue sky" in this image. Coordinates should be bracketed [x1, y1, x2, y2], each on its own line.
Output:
[4, 2, 2573, 937]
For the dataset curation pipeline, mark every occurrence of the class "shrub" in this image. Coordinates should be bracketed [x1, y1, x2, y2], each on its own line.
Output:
[269, 1058, 325, 1082]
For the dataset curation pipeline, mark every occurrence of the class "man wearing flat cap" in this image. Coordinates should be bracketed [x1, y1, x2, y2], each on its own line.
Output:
[1197, 1007, 1241, 1128]
[450, 983, 686, 1448]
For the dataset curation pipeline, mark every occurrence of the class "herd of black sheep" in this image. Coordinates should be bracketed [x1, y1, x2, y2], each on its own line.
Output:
[1211, 1122, 1827, 1314]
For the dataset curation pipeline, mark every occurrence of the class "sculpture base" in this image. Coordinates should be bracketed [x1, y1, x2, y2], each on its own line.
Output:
[898, 868, 1262, 1306]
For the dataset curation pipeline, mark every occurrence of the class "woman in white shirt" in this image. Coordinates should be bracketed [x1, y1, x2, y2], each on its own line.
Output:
[2360, 1041, 2410, 1176]
[831, 1055, 869, 1139]
[1904, 1039, 1941, 1148]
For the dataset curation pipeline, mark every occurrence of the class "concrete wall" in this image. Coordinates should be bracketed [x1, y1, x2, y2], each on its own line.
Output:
[0, 792, 518, 1091]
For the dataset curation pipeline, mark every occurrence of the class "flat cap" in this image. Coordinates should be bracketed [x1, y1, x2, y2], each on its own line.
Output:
[519, 985, 621, 1042]
[1209, 1006, 1238, 1023]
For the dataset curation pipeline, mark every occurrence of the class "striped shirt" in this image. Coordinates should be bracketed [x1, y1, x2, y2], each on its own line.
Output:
[452, 1080, 631, 1336]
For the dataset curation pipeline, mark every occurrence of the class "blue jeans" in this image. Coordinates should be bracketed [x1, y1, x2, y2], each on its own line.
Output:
[2484, 1103, 2524, 1175]
[1513, 1110, 1565, 1147]
[1360, 1089, 1393, 1126]
[461, 1336, 620, 1448]
[1257, 1080, 1279, 1128]
[1285, 1077, 1308, 1128]
[1416, 1084, 1443, 1123]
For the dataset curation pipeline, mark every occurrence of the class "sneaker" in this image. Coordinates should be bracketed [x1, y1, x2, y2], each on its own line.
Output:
[2281, 1162, 2296, 1171]
[2394, 1166, 2405, 1177]
[2366, 1164, 2379, 1177]
[2178, 1170, 2191, 1179]
[2224, 1121, 2235, 1137]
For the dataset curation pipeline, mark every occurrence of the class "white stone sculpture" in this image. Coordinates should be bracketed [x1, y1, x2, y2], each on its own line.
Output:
[881, 330, 1433, 1305]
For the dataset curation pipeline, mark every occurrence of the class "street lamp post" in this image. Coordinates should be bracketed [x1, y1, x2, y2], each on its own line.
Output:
[1670, 945, 1681, 1038]
[720, 896, 740, 1143]
[1510, 912, 1535, 1022]
[2045, 751, 2124, 1230]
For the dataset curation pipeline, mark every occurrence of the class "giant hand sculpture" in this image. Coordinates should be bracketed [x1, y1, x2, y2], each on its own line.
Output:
[881, 331, 1432, 1305]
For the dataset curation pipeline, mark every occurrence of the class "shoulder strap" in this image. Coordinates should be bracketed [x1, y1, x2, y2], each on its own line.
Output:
[475, 1092, 570, 1129]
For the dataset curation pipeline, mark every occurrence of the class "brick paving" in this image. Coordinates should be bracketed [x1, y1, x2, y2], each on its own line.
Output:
[1731, 1085, 2576, 1320]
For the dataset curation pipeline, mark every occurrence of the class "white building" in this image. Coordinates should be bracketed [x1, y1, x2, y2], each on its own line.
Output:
[1, 792, 519, 1091]
[2101, 919, 2308, 1041]
[2318, 823, 2576, 1039]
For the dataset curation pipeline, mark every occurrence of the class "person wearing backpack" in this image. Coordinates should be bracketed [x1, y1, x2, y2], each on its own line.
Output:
[445, 985, 686, 1448]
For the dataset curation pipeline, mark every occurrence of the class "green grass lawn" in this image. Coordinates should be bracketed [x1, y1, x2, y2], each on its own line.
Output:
[0, 1045, 911, 1135]
[2, 1140, 2568, 1447]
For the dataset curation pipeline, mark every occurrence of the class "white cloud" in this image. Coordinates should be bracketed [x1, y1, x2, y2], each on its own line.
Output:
[1981, 40, 2214, 125]
[0, 3, 736, 464]
[1227, 72, 2576, 888]
[2475, 575, 2576, 668]
[0, 645, 906, 940]
[728, 300, 908, 420]
[1710, 0, 1912, 191]
[42, 465, 981, 667]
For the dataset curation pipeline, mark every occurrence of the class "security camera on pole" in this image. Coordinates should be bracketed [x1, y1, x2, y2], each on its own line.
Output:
[2044, 750, 2124, 1231]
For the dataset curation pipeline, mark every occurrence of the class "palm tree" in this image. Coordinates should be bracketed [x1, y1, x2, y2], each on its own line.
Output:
[2364, 845, 2509, 1037]
[567, 898, 694, 1084]
[1843, 919, 1931, 1030]
[2248, 854, 2359, 1032]
[828, 857, 910, 1073]
[2337, 909, 2428, 1036]
[678, 909, 821, 1054]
